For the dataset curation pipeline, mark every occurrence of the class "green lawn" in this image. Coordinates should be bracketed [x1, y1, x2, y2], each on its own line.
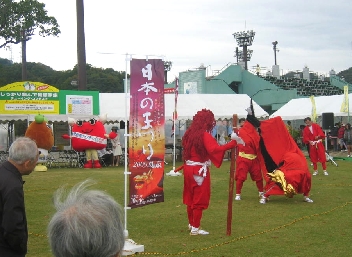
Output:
[25, 159, 352, 257]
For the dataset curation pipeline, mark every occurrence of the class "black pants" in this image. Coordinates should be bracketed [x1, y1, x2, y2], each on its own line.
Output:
[100, 153, 113, 166]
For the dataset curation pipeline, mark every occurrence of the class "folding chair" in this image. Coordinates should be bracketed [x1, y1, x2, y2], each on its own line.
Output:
[77, 152, 86, 168]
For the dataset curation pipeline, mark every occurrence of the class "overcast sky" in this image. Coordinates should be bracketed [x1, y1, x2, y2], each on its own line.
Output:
[1, 0, 351, 81]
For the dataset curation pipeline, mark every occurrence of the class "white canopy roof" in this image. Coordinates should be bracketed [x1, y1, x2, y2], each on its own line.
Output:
[270, 94, 350, 120]
[100, 93, 268, 121]
[0, 93, 268, 122]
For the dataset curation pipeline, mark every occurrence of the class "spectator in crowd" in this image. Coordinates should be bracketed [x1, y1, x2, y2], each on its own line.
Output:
[330, 123, 340, 151]
[343, 123, 352, 157]
[0, 137, 39, 257]
[97, 148, 113, 166]
[111, 127, 123, 166]
[303, 117, 328, 176]
[338, 124, 347, 151]
[286, 120, 293, 136]
[48, 180, 125, 257]
[298, 125, 307, 150]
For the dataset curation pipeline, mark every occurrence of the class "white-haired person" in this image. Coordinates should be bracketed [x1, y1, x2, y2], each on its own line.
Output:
[48, 180, 125, 257]
[0, 137, 39, 257]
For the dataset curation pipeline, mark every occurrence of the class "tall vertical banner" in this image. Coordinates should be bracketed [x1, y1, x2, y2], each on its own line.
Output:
[310, 95, 317, 122]
[129, 59, 165, 208]
[174, 78, 179, 120]
[171, 78, 179, 136]
[340, 85, 350, 122]
[340, 85, 349, 112]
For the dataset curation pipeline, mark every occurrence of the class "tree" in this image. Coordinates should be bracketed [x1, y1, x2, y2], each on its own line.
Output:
[0, 0, 60, 48]
[0, 0, 60, 80]
[0, 0, 16, 44]
[0, 58, 127, 93]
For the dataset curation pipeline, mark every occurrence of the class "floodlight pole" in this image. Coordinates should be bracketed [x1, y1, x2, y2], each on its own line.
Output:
[272, 41, 278, 65]
[164, 61, 172, 84]
[243, 45, 248, 70]
[233, 30, 255, 70]
[235, 47, 239, 64]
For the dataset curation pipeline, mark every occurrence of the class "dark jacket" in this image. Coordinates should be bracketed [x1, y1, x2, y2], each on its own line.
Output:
[344, 128, 352, 144]
[0, 161, 27, 257]
[330, 126, 339, 137]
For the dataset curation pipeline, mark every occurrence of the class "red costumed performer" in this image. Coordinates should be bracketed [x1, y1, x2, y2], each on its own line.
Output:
[235, 118, 264, 203]
[245, 104, 313, 203]
[302, 117, 328, 176]
[182, 109, 244, 235]
[62, 114, 117, 169]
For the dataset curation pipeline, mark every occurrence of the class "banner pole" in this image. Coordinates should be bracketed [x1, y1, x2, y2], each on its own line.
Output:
[123, 53, 129, 237]
[122, 54, 145, 255]
[172, 79, 178, 171]
[167, 78, 181, 176]
[227, 114, 238, 236]
[173, 116, 176, 170]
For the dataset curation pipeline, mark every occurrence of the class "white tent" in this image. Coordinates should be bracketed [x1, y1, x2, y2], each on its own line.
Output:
[100, 93, 268, 121]
[270, 94, 351, 120]
[0, 93, 268, 123]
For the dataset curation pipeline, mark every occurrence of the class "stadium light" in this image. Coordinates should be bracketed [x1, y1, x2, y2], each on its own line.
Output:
[272, 41, 279, 65]
[163, 61, 172, 84]
[234, 49, 253, 62]
[233, 30, 256, 70]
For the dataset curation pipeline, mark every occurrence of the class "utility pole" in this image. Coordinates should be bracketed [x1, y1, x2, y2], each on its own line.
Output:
[76, 0, 87, 90]
[21, 30, 27, 81]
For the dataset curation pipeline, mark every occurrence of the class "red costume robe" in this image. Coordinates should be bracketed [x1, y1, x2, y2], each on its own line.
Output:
[183, 132, 237, 210]
[235, 121, 262, 186]
[258, 117, 312, 197]
[302, 123, 327, 163]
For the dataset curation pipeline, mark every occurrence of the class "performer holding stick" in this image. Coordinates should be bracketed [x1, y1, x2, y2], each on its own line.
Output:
[182, 109, 244, 235]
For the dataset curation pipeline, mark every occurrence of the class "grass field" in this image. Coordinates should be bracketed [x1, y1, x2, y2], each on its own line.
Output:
[24, 158, 351, 257]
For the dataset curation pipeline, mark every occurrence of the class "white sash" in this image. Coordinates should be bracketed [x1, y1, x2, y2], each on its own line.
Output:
[185, 160, 211, 178]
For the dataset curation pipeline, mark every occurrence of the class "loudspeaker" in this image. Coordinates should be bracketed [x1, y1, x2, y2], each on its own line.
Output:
[119, 121, 129, 130]
[119, 121, 125, 129]
[322, 112, 334, 130]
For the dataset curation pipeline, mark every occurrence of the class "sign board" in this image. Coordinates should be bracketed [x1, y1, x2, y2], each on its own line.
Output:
[59, 90, 99, 115]
[0, 82, 59, 114]
[0, 83, 100, 116]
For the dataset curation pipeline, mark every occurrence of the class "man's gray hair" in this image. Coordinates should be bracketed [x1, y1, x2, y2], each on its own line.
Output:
[8, 137, 38, 164]
[48, 180, 125, 257]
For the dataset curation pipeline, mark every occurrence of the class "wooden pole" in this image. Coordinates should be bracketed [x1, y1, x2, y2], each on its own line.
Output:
[227, 114, 238, 236]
